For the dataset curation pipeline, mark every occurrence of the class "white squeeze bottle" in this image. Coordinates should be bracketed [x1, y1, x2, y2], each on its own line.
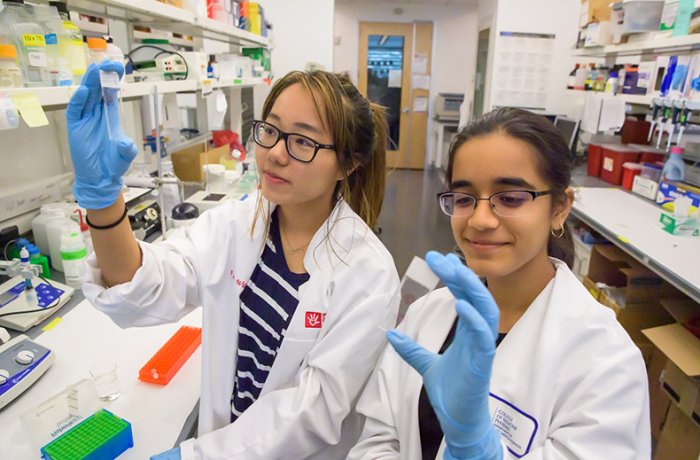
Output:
[59, 226, 87, 289]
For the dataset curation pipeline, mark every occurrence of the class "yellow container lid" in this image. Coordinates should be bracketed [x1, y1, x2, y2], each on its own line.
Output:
[87, 37, 107, 50]
[0, 44, 17, 59]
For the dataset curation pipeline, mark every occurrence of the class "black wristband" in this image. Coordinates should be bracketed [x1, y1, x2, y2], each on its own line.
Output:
[86, 205, 129, 230]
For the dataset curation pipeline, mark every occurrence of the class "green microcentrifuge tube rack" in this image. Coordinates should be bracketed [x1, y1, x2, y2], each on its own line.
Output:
[40, 409, 134, 460]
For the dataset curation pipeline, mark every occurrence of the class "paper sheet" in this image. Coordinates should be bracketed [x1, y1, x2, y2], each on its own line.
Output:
[599, 97, 626, 132]
[491, 31, 555, 109]
[413, 54, 428, 74]
[412, 75, 430, 90]
[388, 69, 402, 88]
[10, 92, 49, 127]
[413, 96, 428, 112]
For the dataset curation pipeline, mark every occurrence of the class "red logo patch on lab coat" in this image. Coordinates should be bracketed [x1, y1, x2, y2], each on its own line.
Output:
[305, 311, 325, 328]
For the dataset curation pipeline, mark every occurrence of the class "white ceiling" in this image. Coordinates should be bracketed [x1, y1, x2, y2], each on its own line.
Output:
[336, 0, 473, 4]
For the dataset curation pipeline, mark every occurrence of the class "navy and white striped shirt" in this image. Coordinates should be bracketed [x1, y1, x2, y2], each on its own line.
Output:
[231, 210, 310, 421]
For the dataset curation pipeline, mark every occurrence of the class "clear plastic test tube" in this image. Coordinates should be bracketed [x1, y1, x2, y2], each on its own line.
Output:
[99, 69, 122, 140]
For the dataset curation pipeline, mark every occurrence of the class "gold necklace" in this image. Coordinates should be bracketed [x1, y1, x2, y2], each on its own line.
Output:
[279, 222, 311, 255]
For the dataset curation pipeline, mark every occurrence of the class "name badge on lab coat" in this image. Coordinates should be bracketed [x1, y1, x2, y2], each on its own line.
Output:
[489, 393, 538, 457]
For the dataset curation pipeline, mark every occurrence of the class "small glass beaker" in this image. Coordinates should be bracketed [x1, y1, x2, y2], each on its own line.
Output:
[89, 361, 120, 401]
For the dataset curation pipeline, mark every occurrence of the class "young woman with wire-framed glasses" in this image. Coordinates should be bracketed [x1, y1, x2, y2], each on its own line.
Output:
[71, 64, 400, 460]
[350, 108, 650, 460]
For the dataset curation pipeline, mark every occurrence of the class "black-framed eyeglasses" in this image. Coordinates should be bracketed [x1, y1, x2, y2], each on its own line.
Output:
[252, 120, 336, 163]
[437, 190, 553, 218]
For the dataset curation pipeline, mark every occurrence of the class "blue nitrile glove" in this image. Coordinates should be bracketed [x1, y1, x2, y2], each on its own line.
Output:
[150, 446, 181, 460]
[387, 251, 503, 460]
[65, 60, 137, 209]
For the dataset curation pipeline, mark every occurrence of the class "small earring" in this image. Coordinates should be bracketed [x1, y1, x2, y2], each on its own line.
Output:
[551, 223, 565, 239]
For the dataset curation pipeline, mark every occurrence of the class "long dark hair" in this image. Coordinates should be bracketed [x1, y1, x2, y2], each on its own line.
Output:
[445, 108, 574, 267]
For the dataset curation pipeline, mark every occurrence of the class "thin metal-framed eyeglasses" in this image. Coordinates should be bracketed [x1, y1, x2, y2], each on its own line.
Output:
[252, 120, 336, 163]
[436, 190, 553, 218]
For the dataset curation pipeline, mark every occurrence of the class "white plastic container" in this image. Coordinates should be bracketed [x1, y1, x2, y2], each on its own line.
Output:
[0, 44, 22, 87]
[59, 227, 87, 289]
[622, 1, 665, 33]
[31, 204, 64, 256]
[45, 209, 73, 272]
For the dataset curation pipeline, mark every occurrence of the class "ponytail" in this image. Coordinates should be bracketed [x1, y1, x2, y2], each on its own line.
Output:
[257, 70, 390, 232]
[340, 102, 388, 232]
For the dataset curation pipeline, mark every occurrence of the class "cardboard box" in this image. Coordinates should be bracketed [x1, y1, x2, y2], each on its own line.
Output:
[643, 323, 700, 427]
[656, 180, 700, 213]
[647, 347, 671, 440]
[580, 0, 611, 25]
[582, 275, 601, 300]
[654, 404, 700, 460]
[599, 288, 674, 347]
[587, 245, 665, 304]
[661, 360, 700, 420]
[171, 142, 229, 182]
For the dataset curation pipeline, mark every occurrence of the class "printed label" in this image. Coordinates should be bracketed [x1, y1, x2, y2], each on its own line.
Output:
[99, 70, 120, 88]
[44, 33, 58, 45]
[23, 34, 46, 47]
[304, 311, 325, 328]
[27, 51, 48, 68]
[489, 393, 538, 458]
[602, 157, 614, 172]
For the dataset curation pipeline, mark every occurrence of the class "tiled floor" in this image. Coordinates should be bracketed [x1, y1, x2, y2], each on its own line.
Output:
[377, 168, 456, 276]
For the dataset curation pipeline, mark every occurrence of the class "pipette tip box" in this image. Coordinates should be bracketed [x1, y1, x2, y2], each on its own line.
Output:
[138, 325, 202, 385]
[40, 409, 133, 460]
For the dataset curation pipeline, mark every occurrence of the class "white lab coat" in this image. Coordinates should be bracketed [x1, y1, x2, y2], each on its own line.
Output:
[83, 193, 400, 460]
[349, 259, 651, 460]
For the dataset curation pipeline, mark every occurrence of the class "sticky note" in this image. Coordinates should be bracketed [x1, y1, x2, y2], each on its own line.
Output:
[42, 317, 62, 331]
[10, 93, 49, 128]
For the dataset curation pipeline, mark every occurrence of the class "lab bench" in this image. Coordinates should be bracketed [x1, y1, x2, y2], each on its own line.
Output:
[0, 297, 202, 459]
[0, 233, 200, 459]
[571, 186, 700, 305]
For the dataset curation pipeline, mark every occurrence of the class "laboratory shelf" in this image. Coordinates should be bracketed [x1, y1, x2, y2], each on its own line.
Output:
[209, 77, 266, 89]
[66, 0, 268, 47]
[2, 80, 197, 109]
[133, 30, 195, 48]
[2, 78, 267, 112]
[571, 33, 700, 57]
[563, 90, 653, 106]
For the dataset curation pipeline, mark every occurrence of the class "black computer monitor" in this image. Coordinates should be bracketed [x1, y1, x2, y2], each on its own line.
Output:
[554, 116, 580, 156]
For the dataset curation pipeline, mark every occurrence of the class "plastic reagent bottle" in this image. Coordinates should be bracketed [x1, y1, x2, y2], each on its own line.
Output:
[19, 246, 33, 289]
[49, 1, 86, 84]
[59, 227, 87, 289]
[26, 243, 50, 280]
[87, 37, 107, 64]
[662, 146, 686, 181]
[35, 4, 72, 86]
[0, 0, 50, 86]
[0, 44, 23, 87]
